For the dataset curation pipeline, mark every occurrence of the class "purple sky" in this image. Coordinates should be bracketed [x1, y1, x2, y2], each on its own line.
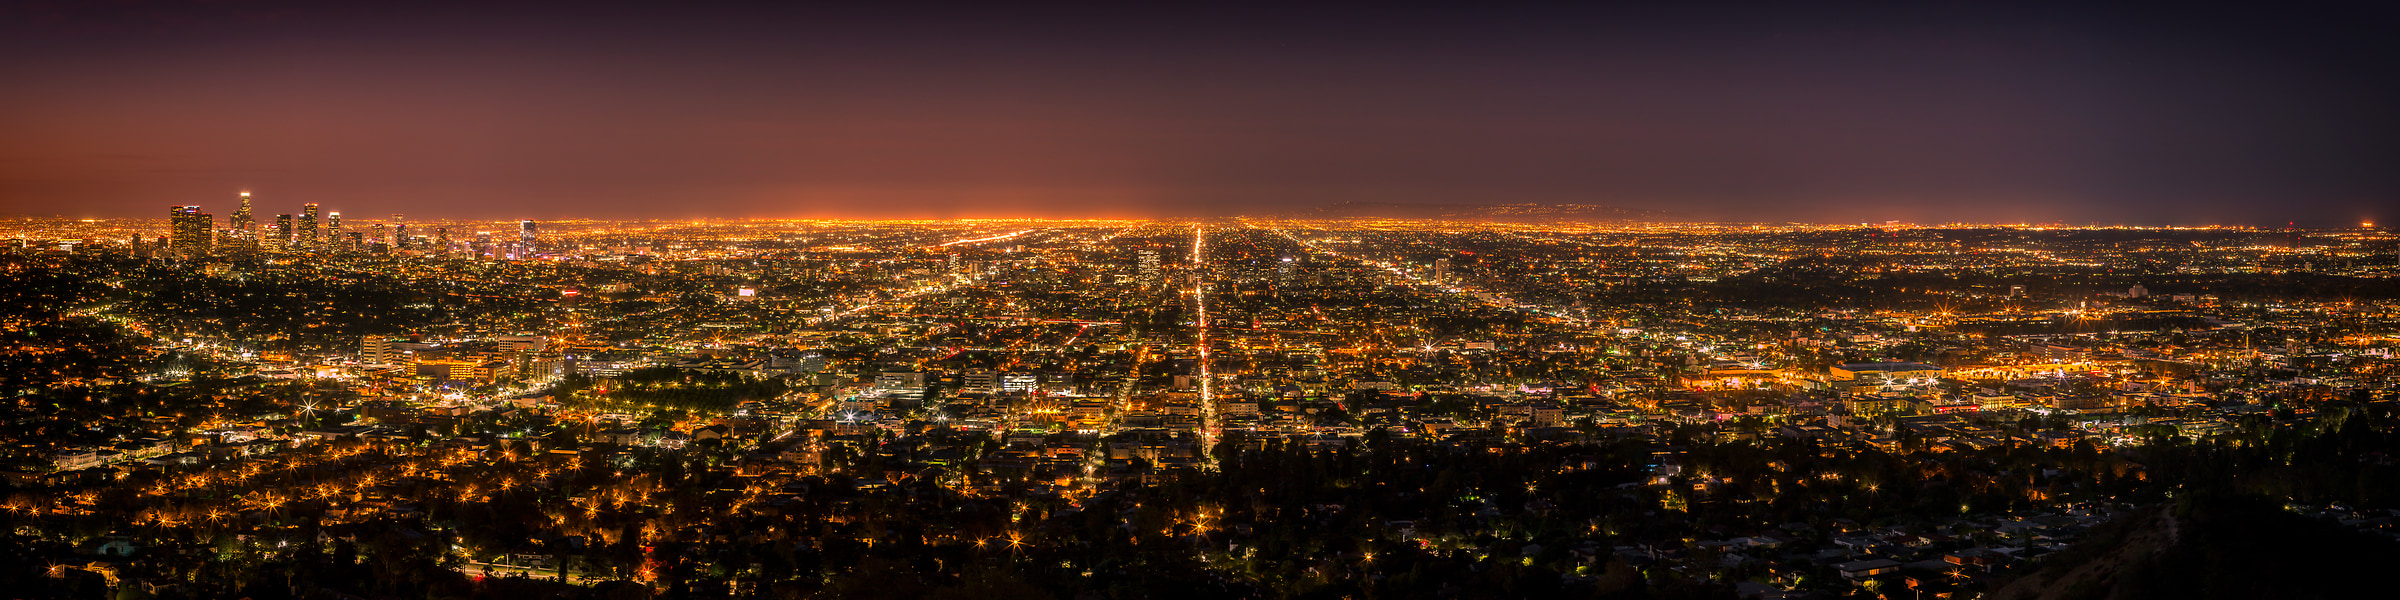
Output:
[3, 1, 2394, 224]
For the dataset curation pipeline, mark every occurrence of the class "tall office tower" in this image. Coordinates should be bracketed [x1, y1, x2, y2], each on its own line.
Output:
[299, 203, 321, 252]
[1137, 249, 1161, 285]
[518, 220, 538, 254]
[370, 224, 388, 253]
[230, 192, 255, 243]
[434, 228, 450, 257]
[473, 231, 493, 258]
[1433, 257, 1451, 282]
[327, 212, 345, 252]
[272, 214, 294, 251]
[169, 205, 212, 257]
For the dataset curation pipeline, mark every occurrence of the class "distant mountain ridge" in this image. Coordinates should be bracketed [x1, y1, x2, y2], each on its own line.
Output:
[1278, 201, 1671, 222]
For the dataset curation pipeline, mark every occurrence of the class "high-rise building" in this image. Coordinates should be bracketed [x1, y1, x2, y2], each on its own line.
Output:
[433, 227, 450, 258]
[299, 203, 321, 252]
[170, 206, 212, 257]
[230, 192, 254, 243]
[327, 212, 344, 252]
[272, 214, 294, 251]
[518, 220, 538, 254]
[1433, 257, 1451, 282]
[473, 231, 493, 258]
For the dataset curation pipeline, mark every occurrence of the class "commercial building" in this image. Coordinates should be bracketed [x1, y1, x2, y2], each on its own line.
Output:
[1137, 249, 1161, 286]
[271, 214, 294, 251]
[169, 206, 211, 257]
[299, 203, 321, 253]
[1830, 362, 1946, 393]
[229, 192, 254, 243]
[327, 212, 344, 252]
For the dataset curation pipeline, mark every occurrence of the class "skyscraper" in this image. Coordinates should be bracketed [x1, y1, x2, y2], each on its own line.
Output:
[169, 205, 212, 257]
[473, 231, 493, 258]
[519, 220, 538, 255]
[230, 192, 254, 243]
[371, 223, 388, 253]
[272, 214, 294, 251]
[327, 212, 344, 253]
[1433, 258, 1450, 283]
[434, 227, 450, 258]
[300, 203, 321, 252]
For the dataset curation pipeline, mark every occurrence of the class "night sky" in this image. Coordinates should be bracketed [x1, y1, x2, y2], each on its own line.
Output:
[4, 2, 2395, 224]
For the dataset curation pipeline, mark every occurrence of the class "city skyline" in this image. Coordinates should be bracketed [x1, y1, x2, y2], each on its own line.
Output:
[107, 188, 2400, 263]
[4, 3, 2398, 598]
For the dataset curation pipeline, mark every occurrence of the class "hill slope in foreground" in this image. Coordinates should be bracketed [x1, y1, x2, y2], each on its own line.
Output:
[1994, 494, 2399, 600]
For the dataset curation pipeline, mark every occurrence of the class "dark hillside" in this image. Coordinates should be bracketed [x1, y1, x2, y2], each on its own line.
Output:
[1994, 493, 2398, 600]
